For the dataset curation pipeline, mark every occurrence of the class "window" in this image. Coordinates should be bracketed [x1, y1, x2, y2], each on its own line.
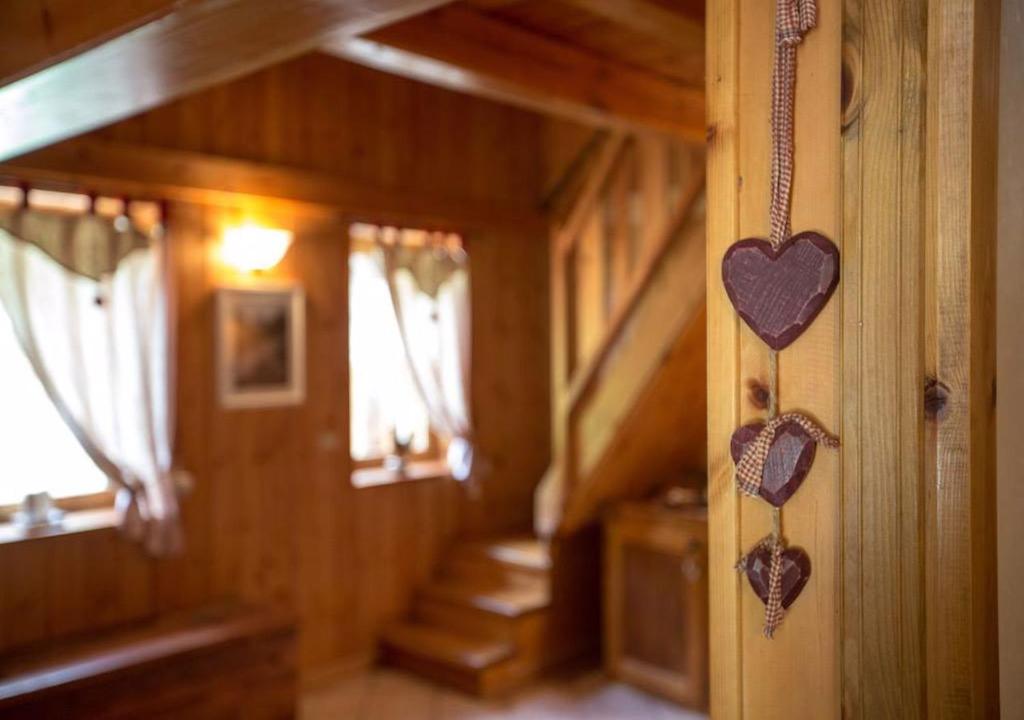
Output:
[348, 227, 433, 464]
[0, 187, 163, 511]
[0, 301, 108, 507]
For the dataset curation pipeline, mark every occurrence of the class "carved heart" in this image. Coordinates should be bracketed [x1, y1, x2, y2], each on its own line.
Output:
[744, 545, 811, 610]
[730, 420, 818, 507]
[721, 231, 840, 351]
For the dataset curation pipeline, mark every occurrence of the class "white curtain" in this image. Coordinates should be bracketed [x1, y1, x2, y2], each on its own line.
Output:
[0, 209, 182, 556]
[382, 242, 474, 481]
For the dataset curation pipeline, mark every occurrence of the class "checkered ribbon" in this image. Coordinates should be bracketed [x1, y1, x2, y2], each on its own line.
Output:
[736, 534, 788, 638]
[769, 0, 817, 249]
[735, 412, 839, 498]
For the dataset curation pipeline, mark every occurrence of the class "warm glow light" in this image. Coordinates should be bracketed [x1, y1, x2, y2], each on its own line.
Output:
[221, 224, 293, 272]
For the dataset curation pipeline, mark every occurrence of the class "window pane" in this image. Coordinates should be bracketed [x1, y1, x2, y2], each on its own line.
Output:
[348, 247, 431, 461]
[0, 302, 109, 506]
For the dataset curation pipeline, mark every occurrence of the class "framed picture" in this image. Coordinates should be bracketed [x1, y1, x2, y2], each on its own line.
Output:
[216, 285, 305, 409]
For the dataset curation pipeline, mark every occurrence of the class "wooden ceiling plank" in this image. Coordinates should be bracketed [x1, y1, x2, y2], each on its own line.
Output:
[558, 0, 704, 51]
[0, 0, 453, 162]
[322, 5, 705, 140]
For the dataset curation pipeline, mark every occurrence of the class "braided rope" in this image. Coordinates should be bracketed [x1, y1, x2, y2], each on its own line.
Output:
[769, 0, 817, 249]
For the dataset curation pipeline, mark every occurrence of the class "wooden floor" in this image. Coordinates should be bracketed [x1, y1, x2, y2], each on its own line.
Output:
[302, 667, 706, 720]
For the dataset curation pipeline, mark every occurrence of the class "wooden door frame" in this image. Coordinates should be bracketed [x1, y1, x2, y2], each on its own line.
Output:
[706, 0, 1000, 717]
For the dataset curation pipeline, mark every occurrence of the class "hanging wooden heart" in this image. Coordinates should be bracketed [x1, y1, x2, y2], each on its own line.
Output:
[721, 231, 840, 351]
[731, 420, 818, 507]
[744, 544, 811, 610]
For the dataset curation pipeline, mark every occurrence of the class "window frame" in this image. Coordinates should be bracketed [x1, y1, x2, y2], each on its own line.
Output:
[346, 224, 463, 484]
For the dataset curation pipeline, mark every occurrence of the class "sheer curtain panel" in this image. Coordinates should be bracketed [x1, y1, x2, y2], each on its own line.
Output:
[0, 206, 183, 555]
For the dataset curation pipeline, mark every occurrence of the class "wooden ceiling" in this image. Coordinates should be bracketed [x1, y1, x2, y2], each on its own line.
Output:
[465, 0, 705, 87]
[0, 0, 705, 162]
[323, 0, 706, 140]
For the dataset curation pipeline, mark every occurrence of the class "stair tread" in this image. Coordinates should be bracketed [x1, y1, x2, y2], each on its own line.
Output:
[422, 579, 550, 618]
[382, 623, 514, 671]
[461, 536, 552, 572]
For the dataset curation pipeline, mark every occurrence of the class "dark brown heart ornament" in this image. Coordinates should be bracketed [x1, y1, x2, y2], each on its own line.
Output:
[721, 231, 840, 351]
[731, 420, 818, 507]
[744, 545, 811, 610]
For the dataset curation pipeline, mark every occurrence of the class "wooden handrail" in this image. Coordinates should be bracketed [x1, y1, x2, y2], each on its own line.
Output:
[566, 171, 706, 414]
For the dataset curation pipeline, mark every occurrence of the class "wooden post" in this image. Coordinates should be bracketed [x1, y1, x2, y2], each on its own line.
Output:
[707, 0, 1000, 717]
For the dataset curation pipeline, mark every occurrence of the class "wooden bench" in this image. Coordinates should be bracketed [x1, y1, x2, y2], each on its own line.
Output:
[0, 604, 297, 719]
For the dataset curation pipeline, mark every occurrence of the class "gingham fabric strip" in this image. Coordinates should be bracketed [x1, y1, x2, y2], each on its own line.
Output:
[735, 412, 840, 498]
[769, 0, 817, 249]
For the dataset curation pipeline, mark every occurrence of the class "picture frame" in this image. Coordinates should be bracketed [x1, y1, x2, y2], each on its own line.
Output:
[216, 285, 305, 409]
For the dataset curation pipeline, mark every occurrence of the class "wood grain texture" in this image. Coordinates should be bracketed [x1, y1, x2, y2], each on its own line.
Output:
[840, 0, 926, 716]
[997, 1, 1024, 716]
[0, 0, 453, 160]
[555, 0, 703, 56]
[0, 0, 179, 87]
[925, 0, 1000, 717]
[0, 55, 550, 677]
[706, 0, 841, 718]
[464, 0, 705, 88]
[704, 0, 742, 714]
[323, 5, 705, 139]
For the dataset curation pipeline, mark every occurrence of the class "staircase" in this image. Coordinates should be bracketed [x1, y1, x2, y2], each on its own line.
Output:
[546, 130, 708, 535]
[381, 536, 566, 697]
[382, 130, 707, 697]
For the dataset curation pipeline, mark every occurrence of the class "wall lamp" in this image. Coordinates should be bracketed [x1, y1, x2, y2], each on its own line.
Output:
[221, 223, 293, 273]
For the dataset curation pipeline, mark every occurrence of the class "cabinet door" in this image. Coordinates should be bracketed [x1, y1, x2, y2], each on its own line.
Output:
[605, 511, 708, 709]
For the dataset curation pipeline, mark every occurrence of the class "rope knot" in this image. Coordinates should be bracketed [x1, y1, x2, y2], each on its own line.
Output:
[737, 534, 788, 638]
[777, 0, 817, 45]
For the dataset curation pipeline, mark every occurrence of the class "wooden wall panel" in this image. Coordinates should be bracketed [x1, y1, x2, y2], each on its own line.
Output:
[997, 1, 1024, 716]
[840, 0, 926, 716]
[0, 53, 549, 676]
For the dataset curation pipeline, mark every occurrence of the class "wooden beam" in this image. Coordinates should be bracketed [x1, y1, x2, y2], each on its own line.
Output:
[322, 5, 705, 140]
[0, 138, 543, 232]
[0, 0, 179, 87]
[558, 0, 703, 51]
[0, 0, 453, 162]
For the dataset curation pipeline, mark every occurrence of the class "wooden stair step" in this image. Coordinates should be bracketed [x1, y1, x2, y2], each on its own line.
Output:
[421, 580, 550, 619]
[467, 537, 552, 572]
[444, 537, 552, 587]
[381, 623, 514, 671]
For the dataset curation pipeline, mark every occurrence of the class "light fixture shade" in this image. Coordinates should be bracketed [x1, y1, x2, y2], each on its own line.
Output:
[221, 224, 293, 272]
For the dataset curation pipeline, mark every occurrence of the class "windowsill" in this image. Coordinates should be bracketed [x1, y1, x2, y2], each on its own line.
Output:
[0, 507, 118, 546]
[351, 459, 451, 489]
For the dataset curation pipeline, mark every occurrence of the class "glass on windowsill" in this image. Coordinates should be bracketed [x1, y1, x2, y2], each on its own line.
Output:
[12, 492, 65, 529]
[384, 428, 414, 476]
